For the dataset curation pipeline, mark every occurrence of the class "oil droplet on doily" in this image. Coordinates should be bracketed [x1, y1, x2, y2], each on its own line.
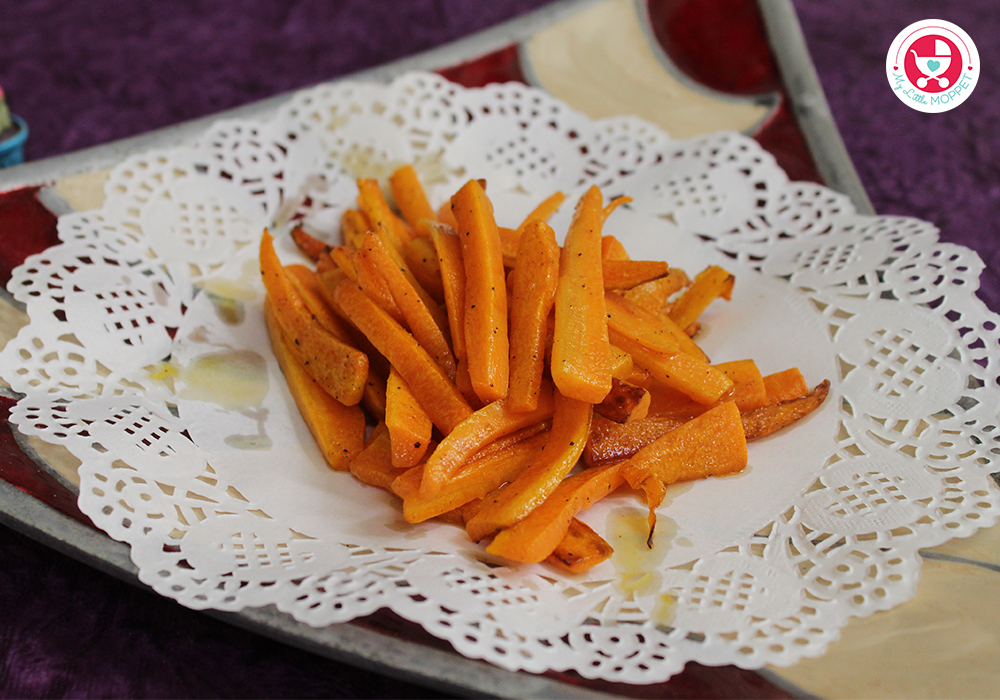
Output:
[180, 349, 270, 410]
[608, 507, 673, 596]
[224, 430, 272, 451]
[198, 267, 258, 326]
[608, 503, 691, 626]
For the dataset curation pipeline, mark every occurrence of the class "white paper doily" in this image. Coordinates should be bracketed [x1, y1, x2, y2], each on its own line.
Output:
[3, 72, 999, 684]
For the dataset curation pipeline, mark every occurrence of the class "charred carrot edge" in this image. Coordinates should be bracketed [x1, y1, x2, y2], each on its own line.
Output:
[545, 518, 614, 574]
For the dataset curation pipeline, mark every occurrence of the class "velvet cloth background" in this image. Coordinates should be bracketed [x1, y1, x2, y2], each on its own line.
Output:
[1, 1, 998, 696]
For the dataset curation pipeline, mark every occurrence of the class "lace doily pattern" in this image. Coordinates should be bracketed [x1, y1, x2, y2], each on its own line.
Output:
[2, 73, 998, 683]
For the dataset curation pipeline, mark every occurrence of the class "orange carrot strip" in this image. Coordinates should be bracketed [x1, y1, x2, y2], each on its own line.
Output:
[356, 178, 412, 251]
[609, 329, 731, 405]
[551, 185, 612, 403]
[332, 277, 471, 433]
[290, 225, 332, 261]
[667, 265, 735, 330]
[385, 366, 433, 469]
[351, 243, 406, 324]
[762, 367, 810, 405]
[327, 246, 359, 282]
[507, 219, 560, 412]
[714, 359, 768, 413]
[388, 164, 437, 229]
[422, 220, 467, 361]
[399, 431, 549, 523]
[359, 229, 457, 380]
[419, 382, 556, 498]
[340, 209, 371, 250]
[583, 413, 687, 467]
[284, 264, 354, 341]
[497, 191, 567, 259]
[605, 291, 680, 355]
[436, 199, 459, 230]
[620, 401, 747, 490]
[602, 195, 632, 221]
[623, 270, 689, 313]
[259, 230, 368, 405]
[486, 461, 625, 564]
[602, 259, 671, 290]
[403, 236, 445, 304]
[608, 344, 635, 381]
[348, 422, 408, 489]
[264, 299, 365, 470]
[520, 191, 566, 228]
[466, 391, 592, 542]
[601, 234, 629, 261]
[451, 179, 509, 403]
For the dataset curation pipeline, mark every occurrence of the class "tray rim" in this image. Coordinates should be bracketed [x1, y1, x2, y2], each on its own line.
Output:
[0, 0, 861, 696]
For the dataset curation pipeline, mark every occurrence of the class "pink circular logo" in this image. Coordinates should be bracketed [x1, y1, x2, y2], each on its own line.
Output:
[887, 20, 979, 113]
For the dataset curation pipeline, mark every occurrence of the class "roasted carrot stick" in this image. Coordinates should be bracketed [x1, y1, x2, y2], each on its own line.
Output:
[451, 179, 509, 403]
[356, 178, 413, 251]
[385, 366, 433, 469]
[620, 401, 747, 489]
[284, 263, 355, 341]
[422, 220, 468, 361]
[358, 229, 456, 380]
[507, 219, 560, 412]
[762, 367, 810, 404]
[349, 421, 408, 489]
[499, 190, 567, 258]
[486, 461, 625, 564]
[419, 382, 556, 498]
[389, 164, 437, 229]
[290, 225, 332, 261]
[259, 230, 368, 405]
[741, 380, 829, 440]
[551, 185, 612, 403]
[601, 259, 671, 290]
[546, 518, 614, 574]
[399, 431, 549, 523]
[465, 391, 592, 542]
[340, 208, 370, 250]
[403, 236, 445, 304]
[605, 291, 680, 356]
[264, 299, 365, 471]
[667, 265, 734, 331]
[332, 276, 472, 433]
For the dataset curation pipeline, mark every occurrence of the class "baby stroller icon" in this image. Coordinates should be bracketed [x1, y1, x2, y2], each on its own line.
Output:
[910, 39, 952, 88]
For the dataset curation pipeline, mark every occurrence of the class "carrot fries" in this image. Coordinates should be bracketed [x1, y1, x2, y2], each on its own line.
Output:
[261, 167, 828, 573]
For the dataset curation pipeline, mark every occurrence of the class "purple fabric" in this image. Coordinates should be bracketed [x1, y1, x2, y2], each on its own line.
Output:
[1, 0, 998, 696]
